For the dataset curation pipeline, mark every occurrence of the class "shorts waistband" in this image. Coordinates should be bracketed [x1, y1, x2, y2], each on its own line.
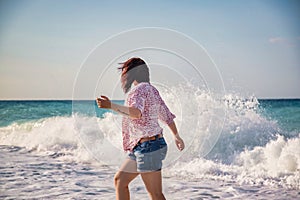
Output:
[138, 133, 163, 144]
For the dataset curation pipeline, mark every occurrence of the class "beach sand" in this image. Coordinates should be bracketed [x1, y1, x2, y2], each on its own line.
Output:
[1, 145, 299, 200]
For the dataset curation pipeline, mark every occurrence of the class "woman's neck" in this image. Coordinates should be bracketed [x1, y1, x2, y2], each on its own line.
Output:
[133, 80, 139, 86]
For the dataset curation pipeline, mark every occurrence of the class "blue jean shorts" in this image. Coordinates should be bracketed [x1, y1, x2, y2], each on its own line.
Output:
[128, 135, 168, 172]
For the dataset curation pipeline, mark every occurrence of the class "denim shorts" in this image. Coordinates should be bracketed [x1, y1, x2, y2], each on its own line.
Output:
[128, 135, 168, 172]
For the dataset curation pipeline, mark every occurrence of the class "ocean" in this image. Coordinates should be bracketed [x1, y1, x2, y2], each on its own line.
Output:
[0, 85, 299, 199]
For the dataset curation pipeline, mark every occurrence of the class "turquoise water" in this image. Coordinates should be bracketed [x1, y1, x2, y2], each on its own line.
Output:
[259, 99, 300, 134]
[0, 101, 72, 127]
[1, 99, 299, 133]
[0, 100, 124, 127]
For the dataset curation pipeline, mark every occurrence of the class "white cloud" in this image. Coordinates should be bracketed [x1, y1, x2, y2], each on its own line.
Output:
[268, 37, 287, 44]
[269, 36, 300, 46]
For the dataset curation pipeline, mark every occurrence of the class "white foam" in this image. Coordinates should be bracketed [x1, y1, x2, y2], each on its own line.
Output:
[0, 116, 95, 164]
[236, 134, 300, 188]
[165, 134, 300, 190]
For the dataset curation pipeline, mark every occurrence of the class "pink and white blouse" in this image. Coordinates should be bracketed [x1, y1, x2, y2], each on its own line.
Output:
[122, 82, 175, 151]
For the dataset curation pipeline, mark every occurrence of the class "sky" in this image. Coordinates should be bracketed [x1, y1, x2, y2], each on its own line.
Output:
[0, 0, 299, 99]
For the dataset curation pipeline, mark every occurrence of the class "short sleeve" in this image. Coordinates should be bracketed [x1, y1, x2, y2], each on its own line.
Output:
[128, 89, 146, 113]
[156, 92, 176, 125]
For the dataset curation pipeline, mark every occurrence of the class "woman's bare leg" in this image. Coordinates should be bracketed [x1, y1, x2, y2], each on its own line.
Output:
[140, 170, 166, 200]
[115, 159, 139, 200]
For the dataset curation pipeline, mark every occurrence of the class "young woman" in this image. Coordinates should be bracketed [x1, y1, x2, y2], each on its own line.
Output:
[96, 57, 185, 200]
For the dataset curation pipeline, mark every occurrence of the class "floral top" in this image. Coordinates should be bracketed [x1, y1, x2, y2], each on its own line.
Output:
[122, 82, 176, 151]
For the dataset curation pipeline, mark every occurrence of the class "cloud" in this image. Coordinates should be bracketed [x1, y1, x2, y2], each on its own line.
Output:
[269, 36, 300, 47]
[269, 37, 287, 44]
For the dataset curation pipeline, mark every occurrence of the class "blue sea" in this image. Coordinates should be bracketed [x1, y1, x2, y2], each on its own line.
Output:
[1, 89, 299, 199]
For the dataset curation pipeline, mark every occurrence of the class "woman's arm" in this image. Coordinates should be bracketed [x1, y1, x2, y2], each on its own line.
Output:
[168, 121, 185, 151]
[96, 96, 142, 119]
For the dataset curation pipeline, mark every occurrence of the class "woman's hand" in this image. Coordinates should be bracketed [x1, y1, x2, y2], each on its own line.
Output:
[96, 95, 111, 109]
[174, 134, 185, 151]
[167, 122, 185, 151]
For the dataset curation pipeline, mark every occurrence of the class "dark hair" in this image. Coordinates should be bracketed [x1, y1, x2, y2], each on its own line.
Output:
[118, 57, 150, 93]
